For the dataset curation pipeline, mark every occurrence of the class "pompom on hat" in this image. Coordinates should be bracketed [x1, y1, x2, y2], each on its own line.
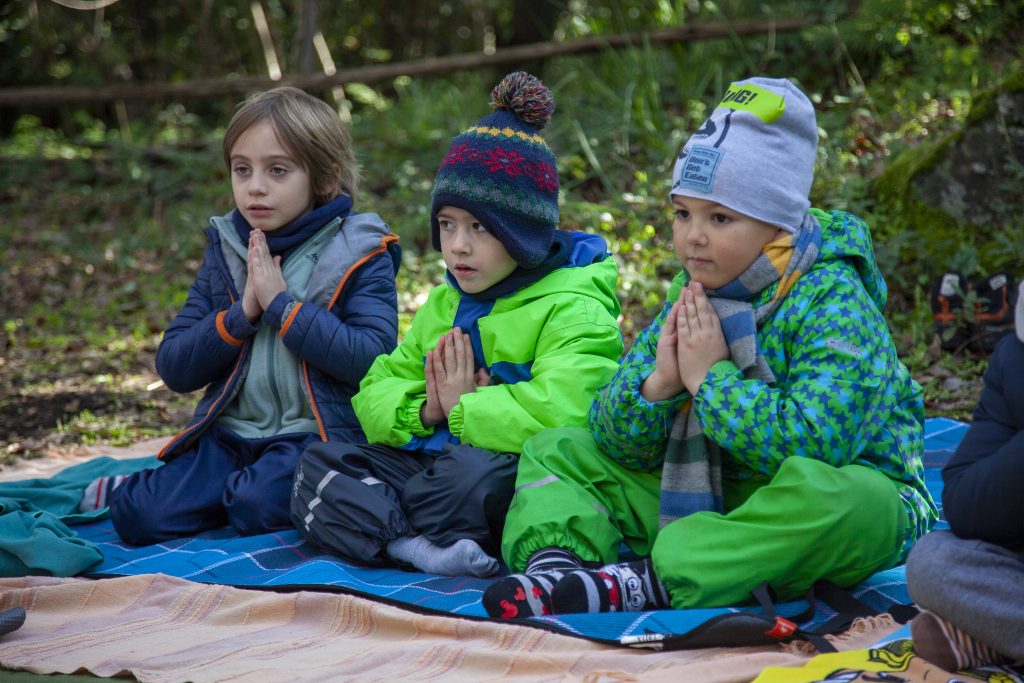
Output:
[671, 76, 818, 233]
[431, 71, 560, 268]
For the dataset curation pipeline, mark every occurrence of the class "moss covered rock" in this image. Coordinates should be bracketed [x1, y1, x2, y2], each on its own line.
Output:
[874, 68, 1024, 268]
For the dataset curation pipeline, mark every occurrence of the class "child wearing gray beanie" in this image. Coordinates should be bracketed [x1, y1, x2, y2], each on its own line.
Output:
[484, 76, 933, 621]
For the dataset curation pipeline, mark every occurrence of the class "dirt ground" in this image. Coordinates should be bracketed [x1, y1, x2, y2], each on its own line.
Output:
[0, 345, 193, 470]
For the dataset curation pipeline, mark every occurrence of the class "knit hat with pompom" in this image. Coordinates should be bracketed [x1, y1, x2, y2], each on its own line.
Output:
[431, 71, 559, 269]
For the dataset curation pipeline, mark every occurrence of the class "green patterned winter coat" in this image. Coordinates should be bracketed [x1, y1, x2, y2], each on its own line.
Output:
[353, 232, 623, 455]
[589, 209, 937, 560]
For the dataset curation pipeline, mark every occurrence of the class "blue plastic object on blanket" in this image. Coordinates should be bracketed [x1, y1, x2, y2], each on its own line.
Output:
[73, 417, 968, 648]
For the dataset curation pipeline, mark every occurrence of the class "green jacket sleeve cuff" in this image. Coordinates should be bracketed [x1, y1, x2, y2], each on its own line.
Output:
[447, 403, 465, 439]
[695, 359, 741, 402]
[400, 397, 435, 437]
[633, 372, 691, 411]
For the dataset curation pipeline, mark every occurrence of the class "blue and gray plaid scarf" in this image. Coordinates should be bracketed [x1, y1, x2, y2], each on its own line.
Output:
[658, 212, 822, 528]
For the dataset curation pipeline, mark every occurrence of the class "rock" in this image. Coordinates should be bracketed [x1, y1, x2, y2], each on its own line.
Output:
[874, 69, 1024, 267]
[925, 364, 954, 379]
[942, 376, 965, 392]
[914, 84, 1024, 228]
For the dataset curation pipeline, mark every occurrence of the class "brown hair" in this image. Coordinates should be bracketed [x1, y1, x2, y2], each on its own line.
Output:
[222, 86, 359, 205]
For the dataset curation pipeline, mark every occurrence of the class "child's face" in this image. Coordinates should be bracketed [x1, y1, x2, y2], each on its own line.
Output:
[230, 121, 315, 232]
[671, 195, 785, 289]
[437, 206, 518, 294]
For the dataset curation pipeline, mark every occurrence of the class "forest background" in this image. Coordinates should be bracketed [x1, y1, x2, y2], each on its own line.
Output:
[0, 0, 1022, 466]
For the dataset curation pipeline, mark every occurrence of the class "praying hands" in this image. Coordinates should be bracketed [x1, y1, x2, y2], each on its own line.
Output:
[641, 282, 728, 401]
[241, 229, 287, 323]
[420, 328, 490, 427]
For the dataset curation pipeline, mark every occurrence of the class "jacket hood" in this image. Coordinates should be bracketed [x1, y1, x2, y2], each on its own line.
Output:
[305, 211, 400, 306]
[810, 208, 888, 312]
[499, 231, 620, 319]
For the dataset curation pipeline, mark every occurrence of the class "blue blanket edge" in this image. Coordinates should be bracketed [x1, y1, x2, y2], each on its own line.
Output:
[32, 417, 969, 648]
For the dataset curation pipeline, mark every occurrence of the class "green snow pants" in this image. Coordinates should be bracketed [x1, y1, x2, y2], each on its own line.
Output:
[501, 427, 911, 609]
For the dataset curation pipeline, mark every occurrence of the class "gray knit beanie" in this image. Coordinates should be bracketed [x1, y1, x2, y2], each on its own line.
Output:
[670, 77, 817, 233]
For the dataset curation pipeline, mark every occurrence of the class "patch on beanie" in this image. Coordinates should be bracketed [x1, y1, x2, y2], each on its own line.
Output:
[673, 145, 721, 192]
[718, 82, 786, 123]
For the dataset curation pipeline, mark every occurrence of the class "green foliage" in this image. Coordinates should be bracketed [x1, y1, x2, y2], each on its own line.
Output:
[3, 0, 1022, 458]
[868, 66, 1024, 297]
[57, 409, 137, 447]
[352, 73, 494, 249]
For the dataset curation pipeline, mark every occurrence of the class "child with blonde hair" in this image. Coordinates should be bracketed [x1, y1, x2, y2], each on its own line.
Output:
[87, 87, 401, 545]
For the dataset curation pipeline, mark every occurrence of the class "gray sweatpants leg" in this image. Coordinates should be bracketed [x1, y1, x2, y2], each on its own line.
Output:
[906, 529, 1024, 661]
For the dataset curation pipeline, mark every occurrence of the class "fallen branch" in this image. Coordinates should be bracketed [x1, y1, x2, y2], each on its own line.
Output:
[0, 17, 820, 107]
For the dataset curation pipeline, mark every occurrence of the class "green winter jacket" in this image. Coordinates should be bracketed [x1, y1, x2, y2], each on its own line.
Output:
[589, 210, 937, 558]
[353, 233, 623, 455]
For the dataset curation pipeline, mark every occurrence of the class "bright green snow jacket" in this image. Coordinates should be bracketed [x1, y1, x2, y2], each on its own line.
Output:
[353, 233, 623, 455]
[589, 210, 937, 557]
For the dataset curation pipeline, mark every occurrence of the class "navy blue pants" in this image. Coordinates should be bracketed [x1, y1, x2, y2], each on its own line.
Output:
[110, 423, 319, 546]
[291, 442, 518, 566]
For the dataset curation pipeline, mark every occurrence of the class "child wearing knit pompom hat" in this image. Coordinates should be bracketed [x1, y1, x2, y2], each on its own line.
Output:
[290, 72, 624, 577]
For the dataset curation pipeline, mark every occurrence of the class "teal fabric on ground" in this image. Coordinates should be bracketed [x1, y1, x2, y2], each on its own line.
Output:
[0, 505, 101, 578]
[0, 456, 158, 577]
[503, 427, 909, 609]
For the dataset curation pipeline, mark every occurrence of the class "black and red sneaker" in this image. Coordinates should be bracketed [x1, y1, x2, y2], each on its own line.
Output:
[971, 272, 1016, 353]
[930, 272, 971, 352]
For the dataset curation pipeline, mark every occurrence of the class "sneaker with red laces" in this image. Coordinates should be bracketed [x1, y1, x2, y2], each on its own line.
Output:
[970, 272, 1016, 353]
[931, 272, 971, 352]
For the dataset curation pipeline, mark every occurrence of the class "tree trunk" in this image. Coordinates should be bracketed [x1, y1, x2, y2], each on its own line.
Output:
[0, 17, 822, 107]
[293, 0, 318, 75]
[501, 0, 563, 75]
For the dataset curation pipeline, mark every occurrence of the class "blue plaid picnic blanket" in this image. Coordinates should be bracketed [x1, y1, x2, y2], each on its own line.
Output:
[72, 417, 968, 647]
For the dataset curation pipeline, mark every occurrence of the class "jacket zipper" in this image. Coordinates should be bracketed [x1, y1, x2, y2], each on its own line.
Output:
[306, 234, 399, 442]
